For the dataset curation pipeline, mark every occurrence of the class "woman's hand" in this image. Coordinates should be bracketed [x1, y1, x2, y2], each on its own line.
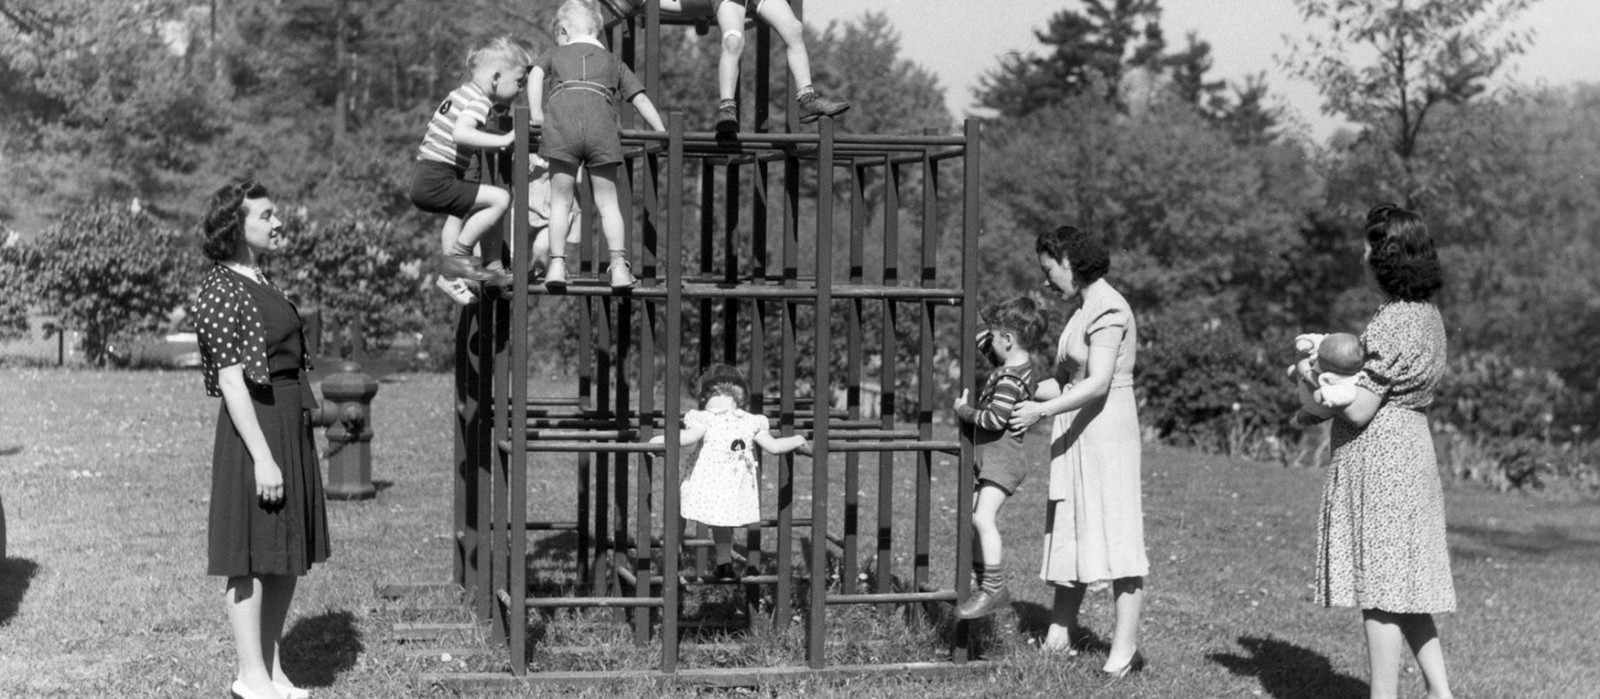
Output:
[254, 457, 284, 504]
[1009, 400, 1046, 432]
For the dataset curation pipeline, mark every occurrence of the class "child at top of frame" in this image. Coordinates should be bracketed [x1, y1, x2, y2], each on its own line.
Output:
[951, 296, 1046, 620]
[409, 36, 531, 304]
[529, 0, 666, 290]
[651, 363, 809, 580]
[601, 0, 852, 133]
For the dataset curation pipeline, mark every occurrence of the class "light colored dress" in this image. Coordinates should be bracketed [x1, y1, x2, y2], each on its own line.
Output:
[679, 407, 771, 527]
[1317, 300, 1455, 612]
[1040, 279, 1149, 586]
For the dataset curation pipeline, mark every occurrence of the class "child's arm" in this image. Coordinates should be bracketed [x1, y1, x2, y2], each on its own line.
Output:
[956, 374, 1029, 432]
[628, 93, 666, 132]
[647, 411, 708, 446]
[753, 430, 807, 455]
[453, 112, 514, 151]
[528, 67, 546, 125]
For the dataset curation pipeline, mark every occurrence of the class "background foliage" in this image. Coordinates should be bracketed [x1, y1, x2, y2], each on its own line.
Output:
[1, 0, 1596, 491]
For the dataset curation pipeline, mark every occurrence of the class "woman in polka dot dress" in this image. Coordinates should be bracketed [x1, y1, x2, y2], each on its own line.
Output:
[193, 179, 328, 699]
[1296, 204, 1455, 699]
[652, 364, 808, 579]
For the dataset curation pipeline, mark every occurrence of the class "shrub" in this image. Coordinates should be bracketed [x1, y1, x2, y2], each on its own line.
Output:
[1137, 314, 1299, 462]
[18, 202, 201, 364]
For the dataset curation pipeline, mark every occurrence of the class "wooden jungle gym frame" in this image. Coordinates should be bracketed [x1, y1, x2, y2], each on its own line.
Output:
[441, 0, 985, 689]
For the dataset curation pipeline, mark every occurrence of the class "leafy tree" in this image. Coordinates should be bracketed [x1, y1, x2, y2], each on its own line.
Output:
[19, 201, 201, 364]
[1282, 0, 1534, 205]
[979, 95, 1318, 330]
[976, 0, 1170, 117]
[0, 237, 33, 338]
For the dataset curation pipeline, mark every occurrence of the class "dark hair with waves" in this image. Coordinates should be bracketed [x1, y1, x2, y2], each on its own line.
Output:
[1035, 224, 1109, 286]
[696, 363, 749, 409]
[200, 179, 269, 261]
[1364, 203, 1443, 302]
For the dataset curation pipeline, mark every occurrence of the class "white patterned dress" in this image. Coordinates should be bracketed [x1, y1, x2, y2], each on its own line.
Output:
[679, 408, 771, 527]
[1317, 300, 1455, 613]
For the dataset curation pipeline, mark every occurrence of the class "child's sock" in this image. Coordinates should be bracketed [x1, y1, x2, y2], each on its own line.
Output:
[447, 241, 474, 258]
[719, 97, 737, 110]
[971, 564, 984, 589]
[797, 85, 816, 100]
[982, 563, 1004, 593]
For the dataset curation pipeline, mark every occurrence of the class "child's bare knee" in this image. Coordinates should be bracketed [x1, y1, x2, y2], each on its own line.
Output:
[721, 30, 744, 55]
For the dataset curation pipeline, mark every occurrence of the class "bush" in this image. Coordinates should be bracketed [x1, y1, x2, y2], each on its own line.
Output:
[0, 241, 33, 339]
[1137, 314, 1299, 461]
[269, 210, 434, 352]
[18, 202, 201, 364]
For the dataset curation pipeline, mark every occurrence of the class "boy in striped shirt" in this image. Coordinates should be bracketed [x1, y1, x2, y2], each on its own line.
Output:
[409, 37, 531, 303]
[953, 296, 1046, 619]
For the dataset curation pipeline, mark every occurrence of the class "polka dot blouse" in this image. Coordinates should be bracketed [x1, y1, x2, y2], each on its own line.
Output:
[192, 265, 309, 397]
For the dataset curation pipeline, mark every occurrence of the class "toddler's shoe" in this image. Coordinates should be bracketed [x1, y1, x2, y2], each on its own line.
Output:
[434, 276, 478, 306]
[798, 91, 850, 124]
[543, 257, 568, 289]
[714, 102, 739, 133]
[713, 562, 742, 581]
[437, 253, 500, 283]
[953, 586, 1011, 619]
[608, 258, 637, 289]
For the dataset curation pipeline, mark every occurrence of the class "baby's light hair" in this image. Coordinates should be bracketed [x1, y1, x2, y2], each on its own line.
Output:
[468, 35, 531, 75]
[557, 0, 602, 37]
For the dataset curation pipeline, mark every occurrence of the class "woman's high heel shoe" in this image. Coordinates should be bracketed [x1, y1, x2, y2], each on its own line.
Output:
[1102, 651, 1146, 682]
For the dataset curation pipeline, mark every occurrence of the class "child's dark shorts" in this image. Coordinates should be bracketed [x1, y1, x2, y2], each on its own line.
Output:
[541, 97, 624, 168]
[974, 435, 1029, 495]
[409, 160, 481, 219]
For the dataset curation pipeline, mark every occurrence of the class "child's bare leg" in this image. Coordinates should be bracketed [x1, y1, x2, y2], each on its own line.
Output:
[543, 162, 581, 286]
[454, 185, 510, 255]
[755, 0, 811, 88]
[955, 485, 1011, 619]
[715, 2, 748, 99]
[588, 164, 635, 287]
[440, 215, 464, 252]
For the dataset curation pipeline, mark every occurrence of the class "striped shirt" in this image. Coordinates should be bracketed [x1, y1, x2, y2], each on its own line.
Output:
[416, 82, 492, 168]
[956, 363, 1035, 437]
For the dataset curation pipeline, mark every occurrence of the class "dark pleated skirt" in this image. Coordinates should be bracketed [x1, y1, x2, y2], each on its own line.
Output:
[207, 374, 331, 577]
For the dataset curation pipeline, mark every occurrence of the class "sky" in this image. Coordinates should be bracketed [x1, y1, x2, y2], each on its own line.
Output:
[802, 0, 1600, 142]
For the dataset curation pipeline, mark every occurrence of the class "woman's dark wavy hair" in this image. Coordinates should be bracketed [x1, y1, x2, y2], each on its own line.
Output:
[1364, 203, 1443, 302]
[697, 363, 749, 409]
[200, 179, 270, 262]
[1035, 224, 1109, 286]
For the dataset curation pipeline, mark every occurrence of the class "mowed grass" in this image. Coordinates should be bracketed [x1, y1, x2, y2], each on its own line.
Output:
[2, 368, 1598, 697]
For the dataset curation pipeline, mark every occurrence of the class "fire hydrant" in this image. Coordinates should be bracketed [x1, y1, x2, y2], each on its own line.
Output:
[311, 361, 379, 500]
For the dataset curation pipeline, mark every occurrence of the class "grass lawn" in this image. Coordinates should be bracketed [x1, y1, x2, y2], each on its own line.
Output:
[2, 368, 1597, 697]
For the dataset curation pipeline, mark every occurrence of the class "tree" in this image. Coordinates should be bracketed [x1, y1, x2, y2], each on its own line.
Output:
[1282, 0, 1534, 205]
[20, 201, 201, 364]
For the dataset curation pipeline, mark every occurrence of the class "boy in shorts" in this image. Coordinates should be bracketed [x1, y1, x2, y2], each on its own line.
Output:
[410, 36, 531, 303]
[952, 297, 1046, 619]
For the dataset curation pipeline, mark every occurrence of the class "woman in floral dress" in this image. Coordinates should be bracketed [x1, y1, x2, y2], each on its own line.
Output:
[1299, 204, 1455, 699]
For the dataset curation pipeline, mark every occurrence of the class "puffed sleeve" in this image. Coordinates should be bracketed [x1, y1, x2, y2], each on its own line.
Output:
[683, 409, 711, 431]
[745, 411, 771, 437]
[195, 283, 246, 370]
[1085, 299, 1129, 349]
[1355, 307, 1418, 400]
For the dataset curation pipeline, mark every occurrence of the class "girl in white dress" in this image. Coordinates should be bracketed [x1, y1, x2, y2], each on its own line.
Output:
[653, 364, 808, 578]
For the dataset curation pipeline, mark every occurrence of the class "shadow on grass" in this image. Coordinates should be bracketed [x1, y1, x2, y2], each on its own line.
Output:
[1011, 600, 1109, 654]
[1208, 635, 1366, 699]
[282, 609, 363, 688]
[0, 558, 39, 626]
[0, 445, 21, 457]
[1450, 524, 1600, 563]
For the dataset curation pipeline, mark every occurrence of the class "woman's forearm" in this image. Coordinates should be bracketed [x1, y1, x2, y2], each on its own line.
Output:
[1034, 376, 1111, 418]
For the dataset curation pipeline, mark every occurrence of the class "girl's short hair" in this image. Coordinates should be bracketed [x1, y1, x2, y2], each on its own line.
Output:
[468, 35, 531, 74]
[558, 0, 602, 36]
[1364, 203, 1443, 302]
[1035, 224, 1109, 285]
[200, 179, 269, 262]
[697, 363, 749, 409]
[981, 296, 1047, 354]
